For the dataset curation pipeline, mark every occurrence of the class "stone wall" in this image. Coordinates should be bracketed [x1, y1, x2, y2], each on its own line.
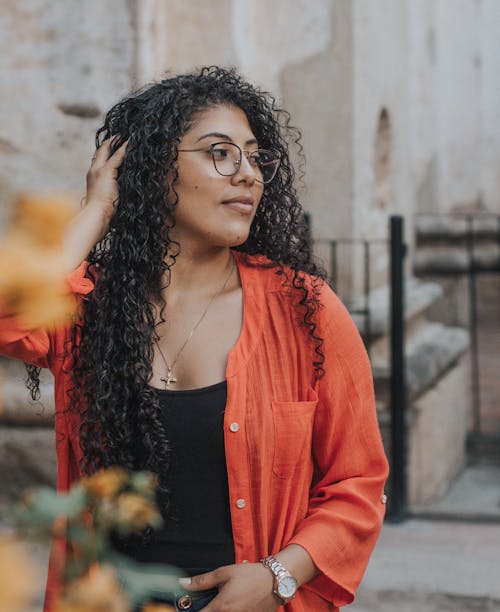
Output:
[0, 0, 136, 222]
[0, 358, 56, 506]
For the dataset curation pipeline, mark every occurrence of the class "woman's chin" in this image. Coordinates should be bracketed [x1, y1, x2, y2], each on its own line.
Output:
[216, 223, 252, 248]
[228, 233, 250, 248]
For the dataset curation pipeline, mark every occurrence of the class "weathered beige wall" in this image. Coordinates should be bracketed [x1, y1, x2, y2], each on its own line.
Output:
[0, 0, 136, 226]
[281, 1, 353, 241]
[409, 0, 439, 217]
[479, 0, 500, 214]
[435, 0, 482, 212]
[136, 0, 235, 82]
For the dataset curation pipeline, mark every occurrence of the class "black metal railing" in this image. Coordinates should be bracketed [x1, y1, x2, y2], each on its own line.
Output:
[313, 216, 408, 521]
[388, 216, 407, 522]
[415, 212, 500, 440]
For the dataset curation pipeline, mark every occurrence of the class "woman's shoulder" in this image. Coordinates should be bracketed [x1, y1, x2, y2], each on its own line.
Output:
[234, 250, 326, 294]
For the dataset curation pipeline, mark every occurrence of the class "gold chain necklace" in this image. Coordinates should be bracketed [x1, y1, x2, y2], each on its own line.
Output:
[155, 255, 235, 388]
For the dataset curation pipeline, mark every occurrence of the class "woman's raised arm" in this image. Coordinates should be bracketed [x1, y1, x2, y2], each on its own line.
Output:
[0, 139, 127, 365]
[61, 138, 127, 273]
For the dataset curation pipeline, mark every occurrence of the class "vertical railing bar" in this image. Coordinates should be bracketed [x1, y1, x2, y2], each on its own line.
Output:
[466, 215, 481, 435]
[330, 241, 338, 291]
[364, 240, 371, 358]
[388, 215, 407, 523]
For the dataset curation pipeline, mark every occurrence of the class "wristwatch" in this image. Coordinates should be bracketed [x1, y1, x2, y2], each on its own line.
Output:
[260, 555, 298, 604]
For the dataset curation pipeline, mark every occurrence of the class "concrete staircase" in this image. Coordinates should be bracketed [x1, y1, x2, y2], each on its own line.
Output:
[350, 276, 470, 506]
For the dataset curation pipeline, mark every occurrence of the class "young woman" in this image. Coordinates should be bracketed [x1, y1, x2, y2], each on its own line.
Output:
[1, 66, 388, 611]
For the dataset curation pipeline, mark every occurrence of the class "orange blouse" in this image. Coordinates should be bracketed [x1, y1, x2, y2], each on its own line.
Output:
[0, 251, 388, 612]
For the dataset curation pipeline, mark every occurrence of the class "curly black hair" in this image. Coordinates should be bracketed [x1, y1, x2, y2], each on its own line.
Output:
[28, 66, 326, 491]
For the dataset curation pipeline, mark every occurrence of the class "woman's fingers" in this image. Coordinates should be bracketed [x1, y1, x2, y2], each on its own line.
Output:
[108, 139, 129, 168]
[90, 137, 128, 171]
[85, 136, 130, 220]
[90, 138, 112, 169]
[179, 567, 228, 591]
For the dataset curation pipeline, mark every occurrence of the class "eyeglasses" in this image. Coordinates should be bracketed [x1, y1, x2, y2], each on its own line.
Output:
[177, 141, 281, 184]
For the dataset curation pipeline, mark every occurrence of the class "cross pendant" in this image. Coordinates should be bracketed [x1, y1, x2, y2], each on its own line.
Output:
[161, 369, 177, 388]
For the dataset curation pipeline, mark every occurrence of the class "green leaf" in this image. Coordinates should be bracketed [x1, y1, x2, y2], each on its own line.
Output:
[128, 472, 157, 500]
[17, 485, 87, 527]
[105, 551, 184, 606]
[65, 524, 91, 544]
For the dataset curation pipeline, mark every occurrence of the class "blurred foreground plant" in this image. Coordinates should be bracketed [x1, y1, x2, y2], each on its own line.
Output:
[0, 193, 77, 328]
[0, 535, 42, 612]
[10, 468, 180, 611]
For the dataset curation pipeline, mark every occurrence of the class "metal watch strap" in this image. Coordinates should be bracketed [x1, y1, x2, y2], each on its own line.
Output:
[260, 554, 297, 604]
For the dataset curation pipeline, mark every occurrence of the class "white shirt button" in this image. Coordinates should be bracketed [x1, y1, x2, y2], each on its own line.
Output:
[236, 498, 246, 509]
[229, 422, 240, 432]
[381, 494, 387, 504]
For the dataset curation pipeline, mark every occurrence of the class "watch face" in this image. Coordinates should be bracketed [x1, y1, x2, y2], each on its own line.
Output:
[277, 575, 297, 599]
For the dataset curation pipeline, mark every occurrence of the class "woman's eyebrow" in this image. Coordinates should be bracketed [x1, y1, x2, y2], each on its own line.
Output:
[196, 132, 258, 146]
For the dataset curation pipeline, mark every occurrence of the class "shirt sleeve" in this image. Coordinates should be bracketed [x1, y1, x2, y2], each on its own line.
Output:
[288, 283, 389, 607]
[0, 262, 94, 369]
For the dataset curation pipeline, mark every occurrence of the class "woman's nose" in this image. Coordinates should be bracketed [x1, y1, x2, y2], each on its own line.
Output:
[232, 152, 258, 184]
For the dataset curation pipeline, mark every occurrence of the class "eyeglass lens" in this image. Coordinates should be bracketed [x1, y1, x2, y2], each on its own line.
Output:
[211, 143, 279, 184]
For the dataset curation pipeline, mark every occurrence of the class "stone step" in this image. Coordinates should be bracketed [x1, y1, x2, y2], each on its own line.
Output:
[350, 278, 443, 338]
[415, 214, 499, 245]
[372, 321, 469, 404]
[467, 433, 500, 465]
[409, 464, 500, 522]
[415, 246, 500, 274]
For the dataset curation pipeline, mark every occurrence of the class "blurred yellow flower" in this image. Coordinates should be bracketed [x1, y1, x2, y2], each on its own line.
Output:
[141, 604, 175, 612]
[12, 193, 76, 249]
[0, 193, 78, 329]
[81, 467, 128, 499]
[116, 493, 162, 531]
[0, 536, 41, 612]
[55, 564, 130, 612]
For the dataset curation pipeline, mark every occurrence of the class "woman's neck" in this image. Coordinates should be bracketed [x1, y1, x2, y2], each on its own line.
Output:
[164, 246, 235, 298]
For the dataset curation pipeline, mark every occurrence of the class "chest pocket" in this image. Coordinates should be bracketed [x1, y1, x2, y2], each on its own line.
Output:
[271, 388, 318, 479]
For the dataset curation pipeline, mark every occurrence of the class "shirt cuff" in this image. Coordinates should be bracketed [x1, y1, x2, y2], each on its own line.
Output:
[65, 262, 94, 296]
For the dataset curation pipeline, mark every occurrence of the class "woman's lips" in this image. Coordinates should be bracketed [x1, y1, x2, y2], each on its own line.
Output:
[222, 198, 254, 214]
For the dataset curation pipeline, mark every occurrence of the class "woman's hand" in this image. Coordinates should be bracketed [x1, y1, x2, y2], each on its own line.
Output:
[61, 138, 128, 273]
[85, 137, 128, 231]
[180, 563, 282, 612]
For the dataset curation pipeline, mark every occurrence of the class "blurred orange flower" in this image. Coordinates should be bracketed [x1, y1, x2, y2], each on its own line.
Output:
[141, 604, 175, 612]
[0, 193, 78, 329]
[81, 467, 128, 499]
[116, 493, 162, 531]
[0, 536, 42, 612]
[55, 564, 130, 612]
[12, 193, 76, 249]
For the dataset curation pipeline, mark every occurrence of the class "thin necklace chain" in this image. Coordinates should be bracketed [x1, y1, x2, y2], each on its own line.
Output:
[156, 254, 235, 388]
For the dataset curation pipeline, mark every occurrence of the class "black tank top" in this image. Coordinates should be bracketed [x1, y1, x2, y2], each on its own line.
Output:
[114, 380, 235, 576]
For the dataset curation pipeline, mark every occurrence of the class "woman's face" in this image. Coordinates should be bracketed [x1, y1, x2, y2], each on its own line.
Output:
[170, 104, 265, 251]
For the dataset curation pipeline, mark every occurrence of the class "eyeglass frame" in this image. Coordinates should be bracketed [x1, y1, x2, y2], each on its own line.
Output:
[177, 141, 281, 184]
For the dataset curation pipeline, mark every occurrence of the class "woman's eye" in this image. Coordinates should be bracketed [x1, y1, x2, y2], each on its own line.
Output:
[212, 147, 229, 159]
